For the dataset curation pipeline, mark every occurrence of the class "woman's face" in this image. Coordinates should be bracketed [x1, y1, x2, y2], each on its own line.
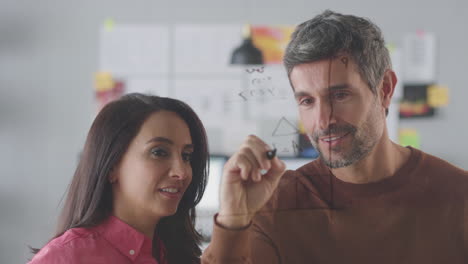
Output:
[111, 111, 194, 220]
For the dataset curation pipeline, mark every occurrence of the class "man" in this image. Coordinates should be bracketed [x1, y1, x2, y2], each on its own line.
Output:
[202, 10, 468, 263]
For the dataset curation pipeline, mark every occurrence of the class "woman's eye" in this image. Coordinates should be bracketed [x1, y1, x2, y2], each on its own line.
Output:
[151, 148, 168, 157]
[182, 152, 193, 162]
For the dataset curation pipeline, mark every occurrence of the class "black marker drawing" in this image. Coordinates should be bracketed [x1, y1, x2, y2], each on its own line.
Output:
[237, 86, 277, 101]
[341, 57, 349, 67]
[291, 140, 303, 154]
[270, 140, 303, 156]
[251, 76, 272, 85]
[245, 66, 265, 74]
[272, 117, 300, 136]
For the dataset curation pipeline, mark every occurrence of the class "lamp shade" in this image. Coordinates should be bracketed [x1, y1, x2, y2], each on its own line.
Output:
[230, 38, 263, 65]
[230, 25, 264, 65]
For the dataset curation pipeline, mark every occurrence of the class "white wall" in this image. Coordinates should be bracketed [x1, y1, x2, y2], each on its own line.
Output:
[1, 0, 467, 263]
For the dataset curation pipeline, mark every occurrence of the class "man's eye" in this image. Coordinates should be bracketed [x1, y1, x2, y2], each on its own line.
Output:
[151, 148, 168, 157]
[333, 92, 349, 101]
[299, 98, 313, 106]
[182, 152, 193, 162]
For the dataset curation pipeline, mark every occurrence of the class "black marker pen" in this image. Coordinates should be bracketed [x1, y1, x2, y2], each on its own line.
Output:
[266, 148, 277, 160]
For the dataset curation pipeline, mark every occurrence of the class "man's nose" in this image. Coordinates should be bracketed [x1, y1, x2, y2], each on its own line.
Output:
[316, 101, 336, 130]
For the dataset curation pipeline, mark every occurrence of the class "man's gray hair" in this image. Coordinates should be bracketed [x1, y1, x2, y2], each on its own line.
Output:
[284, 10, 391, 94]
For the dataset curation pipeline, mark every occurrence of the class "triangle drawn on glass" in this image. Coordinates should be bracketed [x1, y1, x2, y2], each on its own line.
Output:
[272, 117, 300, 136]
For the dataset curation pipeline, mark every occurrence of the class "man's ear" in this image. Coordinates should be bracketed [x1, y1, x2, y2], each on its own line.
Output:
[379, 69, 397, 111]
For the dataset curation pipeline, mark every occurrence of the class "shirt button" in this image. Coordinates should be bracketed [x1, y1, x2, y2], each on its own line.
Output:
[129, 249, 135, 255]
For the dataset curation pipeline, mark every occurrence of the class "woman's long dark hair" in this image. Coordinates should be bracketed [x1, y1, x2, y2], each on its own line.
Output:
[32, 93, 209, 263]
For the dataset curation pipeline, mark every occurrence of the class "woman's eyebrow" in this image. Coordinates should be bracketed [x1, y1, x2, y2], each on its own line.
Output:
[147, 137, 194, 150]
[184, 144, 195, 151]
[146, 137, 173, 145]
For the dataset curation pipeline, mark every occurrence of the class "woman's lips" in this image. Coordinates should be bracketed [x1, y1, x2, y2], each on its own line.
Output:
[158, 186, 183, 199]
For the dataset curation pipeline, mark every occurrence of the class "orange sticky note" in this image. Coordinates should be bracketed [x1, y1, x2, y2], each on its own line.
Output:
[427, 85, 449, 107]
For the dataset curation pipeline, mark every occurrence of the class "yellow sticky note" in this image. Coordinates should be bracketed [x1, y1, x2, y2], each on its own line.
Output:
[386, 43, 397, 54]
[298, 121, 306, 134]
[399, 129, 420, 149]
[104, 18, 115, 32]
[94, 72, 115, 92]
[427, 85, 449, 107]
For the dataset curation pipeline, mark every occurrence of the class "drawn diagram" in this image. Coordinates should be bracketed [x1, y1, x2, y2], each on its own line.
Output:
[272, 117, 300, 136]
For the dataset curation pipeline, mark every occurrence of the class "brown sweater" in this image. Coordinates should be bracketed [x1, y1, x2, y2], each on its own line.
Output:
[202, 147, 468, 263]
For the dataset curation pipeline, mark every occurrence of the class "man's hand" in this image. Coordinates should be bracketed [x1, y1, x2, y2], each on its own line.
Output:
[218, 135, 286, 228]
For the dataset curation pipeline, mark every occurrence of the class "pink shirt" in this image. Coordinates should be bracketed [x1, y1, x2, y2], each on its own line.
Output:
[29, 216, 167, 264]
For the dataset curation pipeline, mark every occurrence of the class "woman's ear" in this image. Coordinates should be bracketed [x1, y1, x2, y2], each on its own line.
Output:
[108, 167, 118, 184]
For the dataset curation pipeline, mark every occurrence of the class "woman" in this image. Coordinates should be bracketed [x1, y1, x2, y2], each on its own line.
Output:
[29, 93, 209, 264]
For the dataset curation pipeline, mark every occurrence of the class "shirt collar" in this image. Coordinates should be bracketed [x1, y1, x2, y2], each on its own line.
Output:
[95, 215, 153, 261]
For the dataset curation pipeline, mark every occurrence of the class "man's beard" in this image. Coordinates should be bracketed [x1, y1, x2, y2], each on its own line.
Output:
[309, 106, 380, 169]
